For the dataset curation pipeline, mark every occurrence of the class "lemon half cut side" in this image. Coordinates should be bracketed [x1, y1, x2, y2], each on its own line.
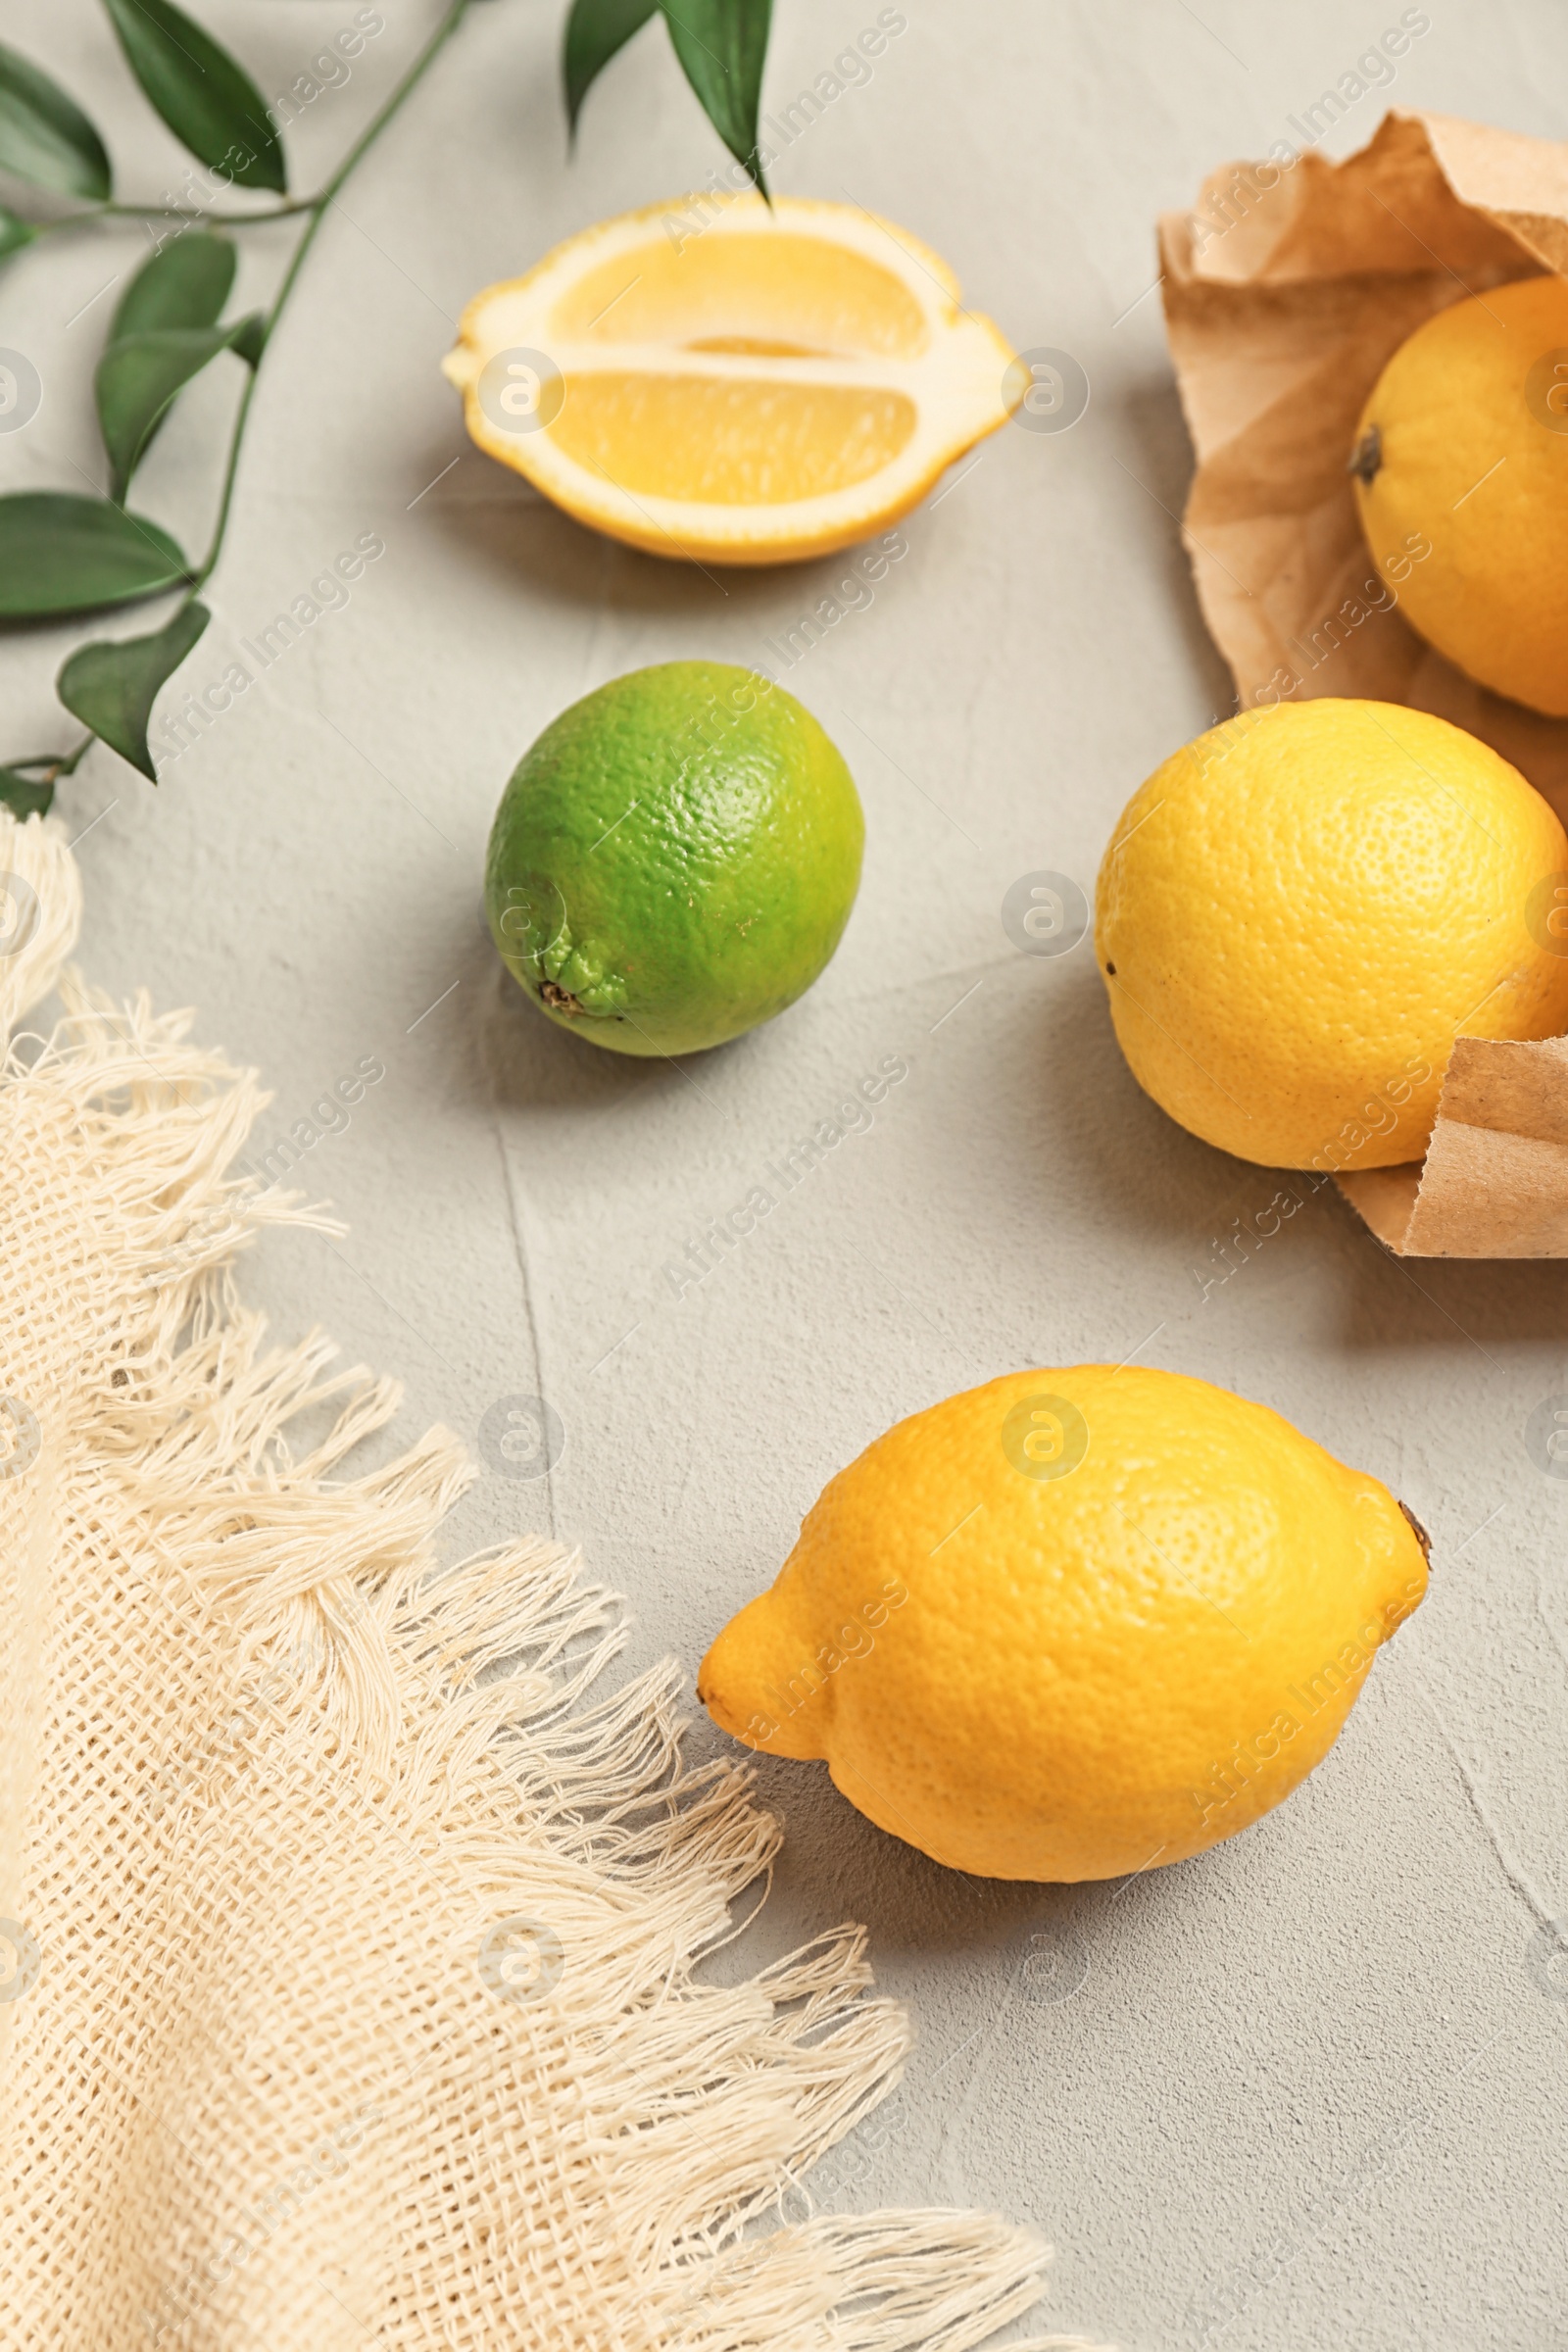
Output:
[443, 194, 1021, 565]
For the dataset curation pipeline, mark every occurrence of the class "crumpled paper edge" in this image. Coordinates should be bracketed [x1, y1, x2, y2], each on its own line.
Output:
[1337, 1036, 1568, 1255]
[1160, 106, 1568, 1255]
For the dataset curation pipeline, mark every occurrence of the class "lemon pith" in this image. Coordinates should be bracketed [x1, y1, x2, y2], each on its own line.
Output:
[442, 194, 1020, 564]
[1352, 274, 1568, 717]
[698, 1368, 1429, 1884]
[1094, 697, 1568, 1171]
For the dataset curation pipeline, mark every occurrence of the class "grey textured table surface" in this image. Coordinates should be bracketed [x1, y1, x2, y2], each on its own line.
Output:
[6, 3, 1568, 2346]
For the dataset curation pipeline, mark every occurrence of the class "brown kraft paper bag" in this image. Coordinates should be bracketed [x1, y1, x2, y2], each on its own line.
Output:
[1159, 107, 1568, 1255]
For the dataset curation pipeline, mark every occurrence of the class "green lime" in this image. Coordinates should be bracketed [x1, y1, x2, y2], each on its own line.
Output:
[485, 661, 864, 1056]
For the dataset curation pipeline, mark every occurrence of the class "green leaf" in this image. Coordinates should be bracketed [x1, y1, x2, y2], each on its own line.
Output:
[0, 206, 35, 266]
[563, 0, 659, 135]
[110, 228, 235, 343]
[100, 0, 285, 195]
[96, 314, 260, 502]
[228, 311, 266, 367]
[0, 38, 112, 200]
[0, 766, 54, 819]
[659, 0, 772, 193]
[58, 600, 209, 781]
[0, 492, 188, 619]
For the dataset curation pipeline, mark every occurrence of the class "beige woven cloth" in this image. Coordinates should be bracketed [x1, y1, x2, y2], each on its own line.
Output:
[0, 810, 1084, 2351]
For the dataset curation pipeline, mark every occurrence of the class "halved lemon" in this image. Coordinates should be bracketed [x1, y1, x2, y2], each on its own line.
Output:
[441, 193, 1020, 566]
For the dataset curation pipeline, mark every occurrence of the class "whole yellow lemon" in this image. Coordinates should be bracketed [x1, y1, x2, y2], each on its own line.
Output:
[698, 1368, 1429, 1883]
[1095, 697, 1568, 1170]
[1351, 275, 1568, 715]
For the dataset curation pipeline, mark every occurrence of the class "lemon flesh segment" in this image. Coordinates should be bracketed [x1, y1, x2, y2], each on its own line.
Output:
[443, 194, 1020, 564]
[1352, 274, 1568, 717]
[697, 1366, 1430, 1884]
[555, 229, 931, 357]
[545, 375, 919, 504]
[1094, 697, 1568, 1171]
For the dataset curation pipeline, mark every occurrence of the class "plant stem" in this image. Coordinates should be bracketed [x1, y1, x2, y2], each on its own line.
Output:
[189, 0, 473, 596]
[52, 736, 95, 780]
[18, 0, 476, 797]
[107, 199, 319, 224]
[32, 198, 319, 235]
[9, 735, 96, 783]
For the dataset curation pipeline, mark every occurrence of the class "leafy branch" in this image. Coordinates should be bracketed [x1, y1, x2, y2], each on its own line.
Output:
[0, 0, 774, 817]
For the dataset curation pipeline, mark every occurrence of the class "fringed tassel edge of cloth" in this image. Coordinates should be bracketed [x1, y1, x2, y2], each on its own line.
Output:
[0, 807, 1105, 2351]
